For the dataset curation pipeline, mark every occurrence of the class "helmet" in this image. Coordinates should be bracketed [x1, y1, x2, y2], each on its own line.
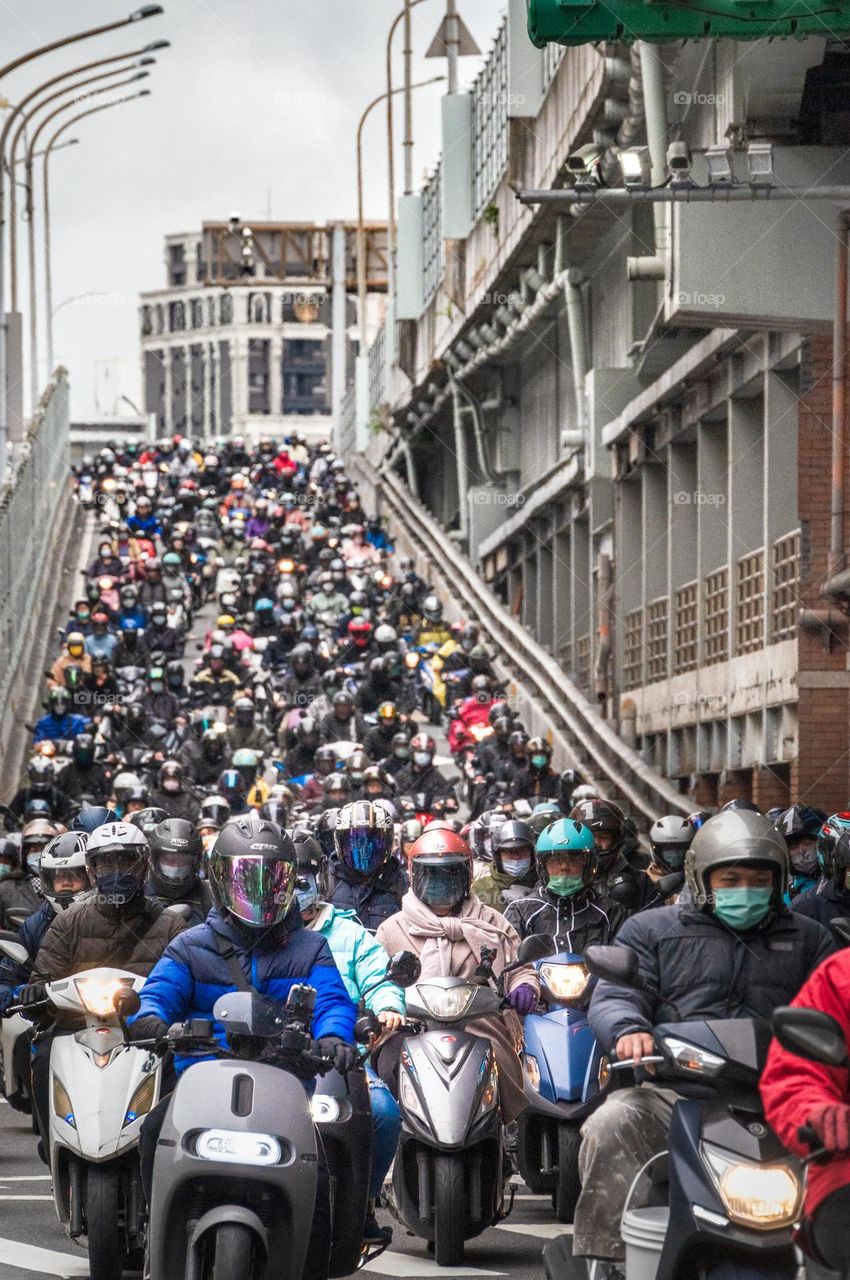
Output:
[491, 820, 535, 878]
[259, 799, 289, 826]
[374, 624, 397, 650]
[345, 749, 370, 785]
[27, 755, 55, 792]
[233, 696, 255, 727]
[0, 837, 20, 874]
[72, 803, 119, 833]
[687, 809, 716, 833]
[571, 783, 599, 805]
[347, 619, 372, 649]
[217, 769, 247, 808]
[334, 800, 394, 876]
[86, 821, 151, 906]
[410, 733, 436, 768]
[292, 828, 325, 913]
[71, 734, 96, 768]
[649, 815, 695, 874]
[128, 806, 169, 838]
[400, 818, 424, 851]
[830, 830, 850, 891]
[535, 819, 596, 889]
[207, 814, 297, 929]
[324, 773, 352, 801]
[525, 801, 563, 837]
[684, 810, 788, 915]
[470, 674, 491, 698]
[66, 631, 86, 660]
[363, 764, 396, 798]
[422, 595, 442, 623]
[199, 794, 232, 830]
[409, 828, 472, 910]
[775, 804, 828, 883]
[314, 745, 338, 776]
[158, 759, 184, 793]
[720, 799, 762, 814]
[40, 831, 90, 910]
[818, 813, 850, 877]
[526, 737, 552, 770]
[148, 819, 203, 900]
[391, 731, 411, 762]
[21, 820, 60, 872]
[570, 798, 626, 870]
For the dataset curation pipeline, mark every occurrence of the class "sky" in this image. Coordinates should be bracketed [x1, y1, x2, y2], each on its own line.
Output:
[2, 0, 503, 418]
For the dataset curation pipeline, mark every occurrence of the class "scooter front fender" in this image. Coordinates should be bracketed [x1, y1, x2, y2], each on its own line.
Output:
[399, 1030, 498, 1150]
[49, 1035, 159, 1163]
[523, 1007, 600, 1106]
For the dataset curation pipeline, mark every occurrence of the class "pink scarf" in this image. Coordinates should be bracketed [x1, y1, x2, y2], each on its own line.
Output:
[400, 890, 515, 978]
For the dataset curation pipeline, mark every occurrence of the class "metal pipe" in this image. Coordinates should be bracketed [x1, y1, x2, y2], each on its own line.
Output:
[638, 42, 669, 258]
[594, 552, 612, 711]
[518, 184, 850, 206]
[404, 0, 414, 194]
[829, 210, 850, 582]
[564, 269, 589, 438]
[402, 440, 420, 498]
[451, 380, 470, 544]
[446, 0, 459, 95]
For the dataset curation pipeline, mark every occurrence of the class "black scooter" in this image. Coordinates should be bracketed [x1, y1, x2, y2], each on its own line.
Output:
[544, 944, 803, 1280]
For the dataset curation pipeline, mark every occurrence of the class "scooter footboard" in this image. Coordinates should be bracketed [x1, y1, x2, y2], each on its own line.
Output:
[149, 1060, 319, 1280]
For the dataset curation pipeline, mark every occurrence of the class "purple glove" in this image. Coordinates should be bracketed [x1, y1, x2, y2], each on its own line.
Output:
[509, 984, 537, 1015]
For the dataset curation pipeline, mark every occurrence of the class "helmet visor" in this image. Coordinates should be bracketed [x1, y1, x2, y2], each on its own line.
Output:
[209, 852, 296, 927]
[339, 825, 393, 875]
[411, 858, 470, 910]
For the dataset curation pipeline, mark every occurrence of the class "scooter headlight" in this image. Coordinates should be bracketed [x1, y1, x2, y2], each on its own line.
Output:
[525, 1055, 541, 1092]
[660, 1036, 725, 1077]
[52, 1076, 75, 1128]
[124, 1075, 157, 1127]
[702, 1142, 802, 1229]
[416, 983, 476, 1020]
[74, 975, 135, 1018]
[195, 1129, 281, 1166]
[539, 963, 590, 1003]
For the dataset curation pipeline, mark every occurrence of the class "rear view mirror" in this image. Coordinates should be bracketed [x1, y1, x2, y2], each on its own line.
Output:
[517, 934, 555, 965]
[113, 987, 141, 1018]
[585, 944, 641, 988]
[772, 1006, 849, 1068]
[830, 916, 850, 948]
[0, 940, 28, 967]
[387, 950, 422, 989]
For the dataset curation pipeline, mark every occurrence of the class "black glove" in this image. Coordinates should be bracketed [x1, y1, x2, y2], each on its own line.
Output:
[128, 1015, 169, 1043]
[316, 1036, 359, 1075]
[19, 981, 47, 1009]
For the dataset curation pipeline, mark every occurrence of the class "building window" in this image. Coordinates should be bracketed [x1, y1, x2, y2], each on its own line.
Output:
[155, 304, 164, 335]
[141, 305, 153, 337]
[622, 609, 643, 690]
[190, 299, 204, 329]
[249, 292, 271, 323]
[168, 242, 186, 287]
[248, 339, 270, 415]
[673, 582, 698, 673]
[169, 301, 185, 332]
[771, 531, 800, 642]
[283, 338, 328, 415]
[704, 568, 729, 665]
[575, 633, 591, 693]
[646, 597, 668, 681]
[219, 293, 233, 325]
[735, 550, 765, 655]
[207, 297, 217, 327]
[472, 18, 508, 221]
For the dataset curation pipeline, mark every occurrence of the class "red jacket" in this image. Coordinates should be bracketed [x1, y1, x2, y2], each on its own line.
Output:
[760, 949, 850, 1217]
[447, 697, 494, 753]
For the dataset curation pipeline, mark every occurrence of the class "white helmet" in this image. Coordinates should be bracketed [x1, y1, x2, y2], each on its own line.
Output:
[571, 783, 599, 805]
[649, 815, 694, 873]
[40, 831, 90, 910]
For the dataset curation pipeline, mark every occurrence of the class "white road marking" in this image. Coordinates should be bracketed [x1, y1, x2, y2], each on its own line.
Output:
[0, 1196, 53, 1201]
[496, 1223, 573, 1239]
[0, 1236, 88, 1276]
[361, 1251, 506, 1277]
[0, 1176, 52, 1182]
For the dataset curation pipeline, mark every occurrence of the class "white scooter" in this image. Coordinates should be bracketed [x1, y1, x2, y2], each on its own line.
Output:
[40, 967, 163, 1280]
[0, 939, 34, 1114]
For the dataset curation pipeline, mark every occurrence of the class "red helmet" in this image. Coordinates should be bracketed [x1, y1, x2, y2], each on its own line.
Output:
[347, 618, 373, 649]
[409, 828, 472, 910]
[410, 733, 436, 754]
[409, 827, 471, 866]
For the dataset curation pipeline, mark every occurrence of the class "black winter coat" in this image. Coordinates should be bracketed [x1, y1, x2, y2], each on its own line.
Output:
[0, 875, 43, 930]
[588, 903, 835, 1054]
[792, 880, 850, 932]
[505, 887, 626, 953]
[35, 893, 188, 983]
[327, 856, 406, 933]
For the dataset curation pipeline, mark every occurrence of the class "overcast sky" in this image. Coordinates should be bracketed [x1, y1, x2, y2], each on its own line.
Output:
[3, 0, 502, 417]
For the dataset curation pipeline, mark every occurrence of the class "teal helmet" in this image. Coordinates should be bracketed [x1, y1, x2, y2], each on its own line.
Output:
[535, 818, 596, 888]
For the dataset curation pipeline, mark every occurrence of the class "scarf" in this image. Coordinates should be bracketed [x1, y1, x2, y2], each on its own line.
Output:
[400, 890, 515, 978]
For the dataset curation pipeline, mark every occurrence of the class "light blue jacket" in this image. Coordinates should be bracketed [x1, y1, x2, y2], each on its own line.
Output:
[311, 903, 405, 1016]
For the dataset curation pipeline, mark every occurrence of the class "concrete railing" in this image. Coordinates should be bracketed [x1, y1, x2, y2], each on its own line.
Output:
[354, 455, 691, 825]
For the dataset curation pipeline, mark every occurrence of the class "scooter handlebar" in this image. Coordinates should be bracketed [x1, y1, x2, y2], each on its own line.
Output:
[797, 1123, 831, 1166]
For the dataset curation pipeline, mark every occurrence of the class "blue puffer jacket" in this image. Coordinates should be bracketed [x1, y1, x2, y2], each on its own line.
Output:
[132, 907, 357, 1072]
[0, 899, 56, 1013]
[310, 904, 404, 1015]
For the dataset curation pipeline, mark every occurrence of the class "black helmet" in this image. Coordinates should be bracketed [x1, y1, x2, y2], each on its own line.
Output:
[86, 821, 150, 906]
[128, 806, 169, 838]
[314, 745, 338, 777]
[292, 828, 325, 912]
[775, 803, 828, 883]
[207, 814, 297, 929]
[830, 830, 850, 891]
[148, 819, 203, 900]
[334, 799, 394, 876]
[570, 798, 627, 871]
[72, 734, 96, 768]
[260, 799, 290, 826]
[297, 716, 320, 747]
[323, 773, 352, 801]
[491, 820, 535, 878]
[199, 794, 232, 829]
[72, 803, 119, 833]
[817, 812, 850, 877]
[27, 756, 54, 792]
[315, 808, 339, 859]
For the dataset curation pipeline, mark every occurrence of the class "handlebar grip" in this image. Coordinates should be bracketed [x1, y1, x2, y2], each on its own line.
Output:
[798, 1123, 820, 1148]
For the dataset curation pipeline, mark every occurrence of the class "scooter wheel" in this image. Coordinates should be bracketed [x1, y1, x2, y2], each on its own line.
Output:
[434, 1153, 465, 1266]
[85, 1165, 124, 1280]
[212, 1223, 255, 1280]
[554, 1124, 582, 1224]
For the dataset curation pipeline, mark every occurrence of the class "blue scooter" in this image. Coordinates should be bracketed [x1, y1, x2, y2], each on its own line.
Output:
[516, 952, 611, 1222]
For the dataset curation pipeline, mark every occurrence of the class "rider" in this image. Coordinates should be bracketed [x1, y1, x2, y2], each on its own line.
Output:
[793, 828, 850, 930]
[128, 815, 358, 1280]
[295, 831, 403, 1244]
[32, 687, 91, 744]
[55, 733, 112, 805]
[644, 814, 694, 908]
[395, 733, 457, 810]
[774, 803, 828, 897]
[149, 760, 200, 823]
[473, 819, 538, 909]
[0, 820, 60, 929]
[327, 800, 405, 932]
[570, 797, 650, 911]
[572, 809, 835, 1271]
[146, 818, 212, 925]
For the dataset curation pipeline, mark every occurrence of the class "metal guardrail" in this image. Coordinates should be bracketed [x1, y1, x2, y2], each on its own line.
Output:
[358, 457, 691, 824]
[0, 371, 71, 718]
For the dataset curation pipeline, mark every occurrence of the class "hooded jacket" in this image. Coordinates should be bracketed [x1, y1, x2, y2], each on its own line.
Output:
[308, 903, 404, 1015]
[505, 884, 627, 954]
[327, 855, 406, 933]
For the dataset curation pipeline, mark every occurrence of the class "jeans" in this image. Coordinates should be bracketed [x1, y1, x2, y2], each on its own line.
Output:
[366, 1065, 401, 1199]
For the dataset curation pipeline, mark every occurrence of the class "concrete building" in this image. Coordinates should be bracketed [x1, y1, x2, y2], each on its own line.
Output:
[342, 5, 850, 812]
[140, 219, 387, 445]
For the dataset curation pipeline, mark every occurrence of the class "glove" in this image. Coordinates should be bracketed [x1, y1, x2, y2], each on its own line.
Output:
[316, 1036, 359, 1075]
[509, 984, 537, 1016]
[807, 1103, 850, 1152]
[128, 1015, 169, 1043]
[20, 982, 47, 1009]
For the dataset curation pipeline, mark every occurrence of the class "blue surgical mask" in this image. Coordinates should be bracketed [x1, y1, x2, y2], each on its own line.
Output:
[712, 887, 772, 931]
[95, 871, 140, 906]
[530, 754, 549, 769]
[26, 853, 42, 875]
[0, 863, 13, 879]
[502, 856, 531, 879]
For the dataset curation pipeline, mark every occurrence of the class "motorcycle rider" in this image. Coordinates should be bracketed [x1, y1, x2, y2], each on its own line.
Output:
[510, 737, 570, 806]
[395, 733, 457, 810]
[149, 759, 200, 823]
[0, 820, 60, 928]
[224, 695, 274, 754]
[143, 600, 182, 657]
[571, 796, 650, 911]
[9, 757, 72, 823]
[284, 715, 322, 778]
[643, 814, 694, 908]
[55, 733, 112, 805]
[127, 814, 358, 1280]
[180, 726, 228, 788]
[48, 631, 92, 688]
[32, 687, 91, 744]
[326, 800, 405, 932]
[473, 819, 538, 909]
[572, 809, 835, 1271]
[793, 828, 850, 930]
[374, 826, 538, 1123]
[146, 818, 212, 925]
[775, 802, 828, 897]
[319, 690, 369, 746]
[84, 610, 119, 663]
[295, 832, 403, 1244]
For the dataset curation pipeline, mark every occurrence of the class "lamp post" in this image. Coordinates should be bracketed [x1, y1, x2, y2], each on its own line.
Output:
[0, 4, 164, 482]
[26, 75, 150, 407]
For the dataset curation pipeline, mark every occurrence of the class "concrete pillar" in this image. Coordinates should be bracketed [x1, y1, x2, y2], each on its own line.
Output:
[231, 335, 250, 433]
[270, 333, 284, 418]
[212, 343, 221, 437]
[184, 342, 192, 436]
[203, 342, 213, 439]
[162, 347, 173, 436]
[330, 223, 347, 449]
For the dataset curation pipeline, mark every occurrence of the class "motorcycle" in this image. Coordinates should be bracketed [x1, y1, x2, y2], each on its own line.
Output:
[543, 943, 804, 1280]
[516, 949, 610, 1222]
[0, 938, 33, 1114]
[388, 935, 552, 1265]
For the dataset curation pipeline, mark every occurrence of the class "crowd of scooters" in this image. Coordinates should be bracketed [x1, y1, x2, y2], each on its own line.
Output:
[1, 434, 850, 1280]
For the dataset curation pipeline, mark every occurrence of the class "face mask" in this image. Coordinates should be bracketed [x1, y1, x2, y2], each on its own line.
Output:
[531, 754, 549, 769]
[712, 887, 772, 931]
[0, 863, 13, 879]
[150, 681, 165, 695]
[158, 860, 191, 882]
[296, 882, 319, 912]
[657, 849, 686, 871]
[502, 856, 531, 879]
[162, 777, 180, 794]
[547, 874, 584, 897]
[790, 846, 818, 880]
[95, 871, 140, 906]
[26, 853, 42, 875]
[413, 751, 432, 767]
[394, 746, 410, 760]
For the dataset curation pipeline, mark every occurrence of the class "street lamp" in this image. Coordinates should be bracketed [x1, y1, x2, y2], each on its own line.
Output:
[42, 93, 151, 383]
[25, 73, 151, 407]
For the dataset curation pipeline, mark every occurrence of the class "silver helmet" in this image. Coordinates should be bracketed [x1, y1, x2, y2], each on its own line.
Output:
[684, 809, 789, 908]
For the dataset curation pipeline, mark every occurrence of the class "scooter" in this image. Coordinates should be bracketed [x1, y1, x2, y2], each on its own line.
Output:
[0, 938, 33, 1114]
[516, 950, 610, 1222]
[543, 944, 804, 1280]
[26, 967, 162, 1280]
[389, 935, 552, 1266]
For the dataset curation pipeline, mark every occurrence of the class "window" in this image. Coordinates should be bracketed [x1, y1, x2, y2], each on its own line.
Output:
[771, 532, 800, 642]
[673, 582, 698, 673]
[167, 242, 186, 287]
[219, 293, 233, 325]
[622, 609, 643, 690]
[190, 299, 204, 329]
[422, 164, 444, 306]
[249, 292, 271, 323]
[472, 19, 508, 221]
[575, 633, 591, 693]
[168, 301, 185, 332]
[140, 306, 153, 338]
[735, 550, 765, 654]
[646, 598, 668, 681]
[704, 568, 729, 665]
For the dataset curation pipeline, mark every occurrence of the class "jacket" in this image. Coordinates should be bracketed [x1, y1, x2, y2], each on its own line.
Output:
[0, 875, 43, 930]
[35, 893, 188, 982]
[132, 908, 356, 1071]
[792, 879, 850, 931]
[145, 876, 213, 928]
[33, 712, 91, 743]
[394, 763, 457, 807]
[473, 865, 538, 912]
[0, 898, 56, 1013]
[148, 787, 200, 824]
[588, 902, 835, 1055]
[327, 855, 406, 933]
[309, 903, 404, 1014]
[761, 949, 850, 1217]
[506, 885, 627, 953]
